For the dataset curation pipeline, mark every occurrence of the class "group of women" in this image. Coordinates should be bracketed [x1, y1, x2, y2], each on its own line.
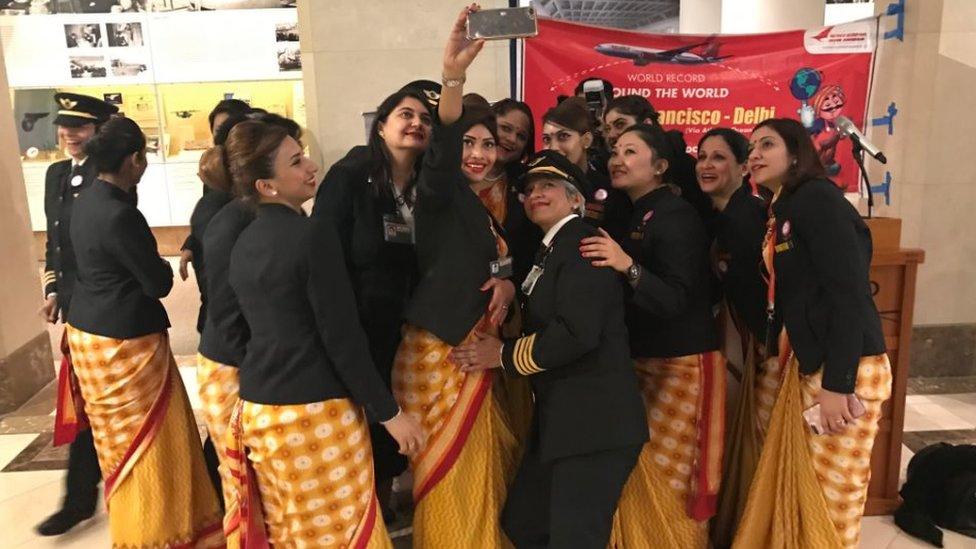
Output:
[58, 5, 890, 548]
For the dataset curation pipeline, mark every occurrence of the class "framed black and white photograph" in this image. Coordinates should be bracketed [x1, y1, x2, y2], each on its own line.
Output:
[64, 23, 104, 48]
[275, 22, 298, 42]
[69, 55, 108, 78]
[277, 43, 300, 71]
[109, 54, 149, 76]
[107, 22, 144, 47]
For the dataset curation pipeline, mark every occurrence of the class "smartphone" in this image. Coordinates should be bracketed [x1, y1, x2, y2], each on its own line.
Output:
[803, 395, 867, 435]
[466, 7, 538, 40]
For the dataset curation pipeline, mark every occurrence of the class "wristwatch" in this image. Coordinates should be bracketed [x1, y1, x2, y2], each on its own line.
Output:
[442, 74, 466, 88]
[626, 263, 642, 284]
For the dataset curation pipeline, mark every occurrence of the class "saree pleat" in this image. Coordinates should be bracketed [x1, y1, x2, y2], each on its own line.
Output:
[711, 338, 785, 548]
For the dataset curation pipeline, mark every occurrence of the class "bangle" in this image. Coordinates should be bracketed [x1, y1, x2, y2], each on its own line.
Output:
[442, 74, 466, 88]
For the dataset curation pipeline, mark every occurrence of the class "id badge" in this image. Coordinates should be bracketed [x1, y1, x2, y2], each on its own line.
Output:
[382, 214, 414, 244]
[490, 256, 513, 279]
[521, 265, 544, 295]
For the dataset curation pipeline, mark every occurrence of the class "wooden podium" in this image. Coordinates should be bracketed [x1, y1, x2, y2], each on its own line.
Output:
[863, 217, 925, 515]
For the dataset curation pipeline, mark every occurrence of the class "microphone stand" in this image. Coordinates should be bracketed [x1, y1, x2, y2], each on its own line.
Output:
[850, 139, 874, 219]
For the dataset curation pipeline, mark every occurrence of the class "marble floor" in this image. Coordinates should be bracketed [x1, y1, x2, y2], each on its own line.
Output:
[1, 365, 974, 548]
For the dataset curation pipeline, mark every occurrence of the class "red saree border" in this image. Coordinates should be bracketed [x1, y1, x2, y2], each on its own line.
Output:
[411, 369, 493, 503]
[349, 492, 380, 549]
[224, 401, 270, 549]
[688, 350, 727, 521]
[53, 328, 89, 446]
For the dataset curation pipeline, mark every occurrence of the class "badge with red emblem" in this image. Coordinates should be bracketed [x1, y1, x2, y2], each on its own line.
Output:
[643, 210, 654, 223]
[781, 220, 791, 238]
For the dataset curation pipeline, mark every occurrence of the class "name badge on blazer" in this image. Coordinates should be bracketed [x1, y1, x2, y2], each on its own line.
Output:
[382, 214, 414, 244]
[521, 265, 544, 295]
[775, 240, 795, 253]
[631, 209, 654, 241]
[490, 256, 513, 279]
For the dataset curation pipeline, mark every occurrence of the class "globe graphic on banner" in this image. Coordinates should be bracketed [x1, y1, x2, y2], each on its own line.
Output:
[790, 68, 823, 101]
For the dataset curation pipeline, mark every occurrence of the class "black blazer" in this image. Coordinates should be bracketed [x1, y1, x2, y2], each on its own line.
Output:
[66, 180, 171, 339]
[229, 203, 398, 422]
[311, 146, 420, 377]
[622, 186, 719, 358]
[198, 199, 254, 367]
[502, 218, 647, 461]
[405, 116, 510, 346]
[187, 188, 233, 333]
[43, 159, 136, 317]
[770, 178, 884, 393]
[713, 183, 772, 341]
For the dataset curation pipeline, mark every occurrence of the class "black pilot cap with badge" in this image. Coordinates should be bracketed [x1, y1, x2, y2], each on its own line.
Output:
[523, 150, 592, 202]
[398, 79, 442, 117]
[53, 92, 119, 128]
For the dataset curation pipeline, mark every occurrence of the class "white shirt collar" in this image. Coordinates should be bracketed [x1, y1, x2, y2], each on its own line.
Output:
[542, 214, 579, 247]
[72, 157, 87, 168]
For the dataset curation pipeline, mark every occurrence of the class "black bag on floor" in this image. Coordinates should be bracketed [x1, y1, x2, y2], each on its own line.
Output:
[894, 442, 976, 547]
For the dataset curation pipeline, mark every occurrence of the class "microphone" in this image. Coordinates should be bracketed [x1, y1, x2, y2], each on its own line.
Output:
[836, 116, 887, 164]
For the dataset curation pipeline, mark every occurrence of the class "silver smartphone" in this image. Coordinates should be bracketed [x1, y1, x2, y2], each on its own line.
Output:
[466, 7, 538, 40]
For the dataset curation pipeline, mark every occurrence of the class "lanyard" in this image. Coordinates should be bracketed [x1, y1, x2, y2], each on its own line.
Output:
[760, 191, 782, 358]
[391, 184, 415, 226]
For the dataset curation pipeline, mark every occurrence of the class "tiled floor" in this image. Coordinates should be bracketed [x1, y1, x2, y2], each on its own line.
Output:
[2, 365, 974, 548]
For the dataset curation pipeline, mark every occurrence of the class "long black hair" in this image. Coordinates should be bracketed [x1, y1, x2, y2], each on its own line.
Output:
[366, 89, 432, 204]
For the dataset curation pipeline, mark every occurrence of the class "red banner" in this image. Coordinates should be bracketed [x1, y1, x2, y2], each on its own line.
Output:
[523, 18, 879, 192]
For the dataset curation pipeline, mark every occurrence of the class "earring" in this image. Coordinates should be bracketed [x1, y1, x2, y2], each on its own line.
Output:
[271, 190, 278, 196]
[791, 159, 798, 167]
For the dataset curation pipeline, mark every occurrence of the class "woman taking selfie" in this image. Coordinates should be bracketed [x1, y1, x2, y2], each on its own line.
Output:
[733, 119, 890, 549]
[391, 5, 519, 546]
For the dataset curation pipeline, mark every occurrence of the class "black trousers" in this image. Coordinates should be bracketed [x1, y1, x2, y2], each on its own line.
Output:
[502, 443, 641, 549]
[62, 428, 100, 514]
[363, 315, 408, 483]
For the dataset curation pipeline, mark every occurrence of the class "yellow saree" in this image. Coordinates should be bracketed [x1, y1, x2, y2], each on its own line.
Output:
[66, 325, 224, 548]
